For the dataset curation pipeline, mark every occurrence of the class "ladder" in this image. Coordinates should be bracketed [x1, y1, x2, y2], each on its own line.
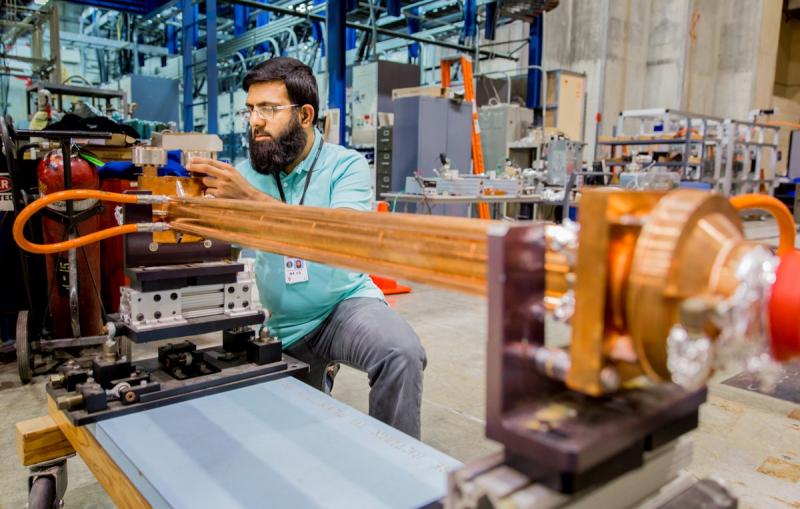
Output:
[441, 55, 490, 220]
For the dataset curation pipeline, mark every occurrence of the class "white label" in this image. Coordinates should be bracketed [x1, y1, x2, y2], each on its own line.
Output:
[46, 198, 98, 213]
[284, 256, 309, 284]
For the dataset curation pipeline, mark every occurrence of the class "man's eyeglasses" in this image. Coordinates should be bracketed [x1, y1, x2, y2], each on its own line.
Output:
[238, 104, 298, 122]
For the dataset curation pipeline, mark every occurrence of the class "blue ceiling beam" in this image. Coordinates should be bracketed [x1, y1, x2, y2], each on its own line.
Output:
[327, 0, 346, 145]
[460, 0, 476, 44]
[527, 15, 543, 110]
[233, 4, 249, 35]
[255, 0, 271, 55]
[182, 0, 194, 131]
[484, 1, 498, 40]
[387, 0, 401, 17]
[406, 6, 420, 61]
[207, 0, 218, 134]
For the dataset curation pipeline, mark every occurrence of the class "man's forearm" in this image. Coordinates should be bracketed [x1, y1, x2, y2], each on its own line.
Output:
[246, 187, 279, 203]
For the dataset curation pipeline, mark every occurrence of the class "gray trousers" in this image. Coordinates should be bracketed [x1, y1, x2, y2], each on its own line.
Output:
[285, 297, 427, 438]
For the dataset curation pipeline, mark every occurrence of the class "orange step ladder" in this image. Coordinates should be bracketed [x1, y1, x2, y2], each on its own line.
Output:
[440, 55, 490, 220]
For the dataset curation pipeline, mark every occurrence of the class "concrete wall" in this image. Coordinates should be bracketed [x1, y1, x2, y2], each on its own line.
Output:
[775, 15, 800, 102]
[543, 0, 609, 155]
[770, 95, 800, 175]
[682, 0, 720, 114]
[772, 7, 800, 175]
[543, 0, 782, 153]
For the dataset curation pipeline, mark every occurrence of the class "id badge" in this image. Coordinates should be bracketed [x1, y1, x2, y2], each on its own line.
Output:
[284, 256, 309, 284]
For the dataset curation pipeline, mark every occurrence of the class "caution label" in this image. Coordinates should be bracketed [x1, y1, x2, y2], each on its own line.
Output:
[0, 174, 12, 212]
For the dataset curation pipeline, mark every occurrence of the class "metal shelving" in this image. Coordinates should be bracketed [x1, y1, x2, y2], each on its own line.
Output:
[597, 108, 779, 195]
[716, 119, 780, 195]
[597, 109, 724, 184]
[26, 81, 128, 118]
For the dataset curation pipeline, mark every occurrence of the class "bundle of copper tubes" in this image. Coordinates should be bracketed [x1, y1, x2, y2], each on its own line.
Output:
[12, 187, 800, 393]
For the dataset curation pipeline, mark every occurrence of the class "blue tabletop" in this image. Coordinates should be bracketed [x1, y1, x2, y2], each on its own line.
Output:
[90, 377, 460, 509]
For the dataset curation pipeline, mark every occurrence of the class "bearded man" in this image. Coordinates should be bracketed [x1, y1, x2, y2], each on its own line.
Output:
[187, 57, 427, 438]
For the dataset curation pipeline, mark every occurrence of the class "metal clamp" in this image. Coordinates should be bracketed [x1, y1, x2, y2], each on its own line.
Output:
[136, 222, 171, 233]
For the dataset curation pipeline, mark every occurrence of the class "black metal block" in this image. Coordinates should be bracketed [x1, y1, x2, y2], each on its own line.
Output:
[158, 341, 220, 380]
[247, 338, 282, 365]
[223, 328, 254, 354]
[158, 341, 196, 366]
[57, 364, 89, 392]
[77, 382, 108, 414]
[92, 357, 134, 389]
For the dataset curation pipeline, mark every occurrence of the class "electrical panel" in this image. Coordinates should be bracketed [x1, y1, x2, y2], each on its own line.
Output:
[478, 104, 534, 173]
[350, 61, 419, 147]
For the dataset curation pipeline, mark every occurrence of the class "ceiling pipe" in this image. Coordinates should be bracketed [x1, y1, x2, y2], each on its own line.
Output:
[222, 0, 516, 61]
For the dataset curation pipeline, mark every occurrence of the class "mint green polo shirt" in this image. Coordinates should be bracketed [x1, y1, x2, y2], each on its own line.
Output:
[236, 130, 384, 348]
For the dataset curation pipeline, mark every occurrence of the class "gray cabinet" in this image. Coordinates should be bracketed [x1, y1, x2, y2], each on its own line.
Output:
[391, 96, 472, 191]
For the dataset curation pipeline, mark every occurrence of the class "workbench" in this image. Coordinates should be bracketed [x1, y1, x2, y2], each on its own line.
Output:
[27, 377, 460, 509]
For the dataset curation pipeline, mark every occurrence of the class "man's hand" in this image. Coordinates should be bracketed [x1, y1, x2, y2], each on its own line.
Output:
[187, 157, 276, 201]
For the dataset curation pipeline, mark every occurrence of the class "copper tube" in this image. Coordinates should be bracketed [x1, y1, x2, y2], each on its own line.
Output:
[13, 189, 140, 254]
[165, 198, 575, 298]
[165, 197, 494, 295]
[729, 194, 795, 256]
[14, 190, 573, 298]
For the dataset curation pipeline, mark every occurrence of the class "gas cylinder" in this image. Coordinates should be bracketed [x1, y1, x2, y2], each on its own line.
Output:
[37, 149, 103, 338]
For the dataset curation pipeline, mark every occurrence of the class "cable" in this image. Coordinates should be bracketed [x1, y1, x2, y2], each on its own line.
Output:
[13, 190, 167, 255]
[729, 194, 796, 256]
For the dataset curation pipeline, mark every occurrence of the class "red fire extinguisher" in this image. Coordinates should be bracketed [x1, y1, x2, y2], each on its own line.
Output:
[37, 149, 103, 339]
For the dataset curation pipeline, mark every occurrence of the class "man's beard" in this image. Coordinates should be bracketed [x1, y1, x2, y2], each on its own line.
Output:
[248, 115, 307, 176]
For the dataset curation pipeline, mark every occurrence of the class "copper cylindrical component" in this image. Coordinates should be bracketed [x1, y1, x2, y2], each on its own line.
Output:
[165, 197, 574, 298]
[166, 197, 493, 295]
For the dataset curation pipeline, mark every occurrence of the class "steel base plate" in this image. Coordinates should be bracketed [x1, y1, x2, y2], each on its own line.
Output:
[107, 311, 266, 343]
[47, 349, 308, 426]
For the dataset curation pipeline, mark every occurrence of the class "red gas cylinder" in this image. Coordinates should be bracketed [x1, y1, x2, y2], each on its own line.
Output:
[37, 149, 103, 339]
[769, 250, 800, 361]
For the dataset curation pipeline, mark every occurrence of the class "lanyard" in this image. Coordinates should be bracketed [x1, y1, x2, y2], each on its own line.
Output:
[274, 139, 324, 205]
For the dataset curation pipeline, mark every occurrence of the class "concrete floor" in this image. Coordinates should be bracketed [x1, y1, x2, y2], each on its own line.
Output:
[1, 218, 799, 508]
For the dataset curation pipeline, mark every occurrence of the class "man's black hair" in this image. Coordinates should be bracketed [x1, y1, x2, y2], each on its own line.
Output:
[242, 57, 319, 123]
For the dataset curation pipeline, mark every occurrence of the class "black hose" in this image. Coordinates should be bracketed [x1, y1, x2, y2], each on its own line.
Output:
[28, 476, 56, 509]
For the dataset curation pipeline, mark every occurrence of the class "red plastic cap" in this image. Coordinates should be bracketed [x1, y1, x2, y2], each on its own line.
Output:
[768, 250, 800, 361]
